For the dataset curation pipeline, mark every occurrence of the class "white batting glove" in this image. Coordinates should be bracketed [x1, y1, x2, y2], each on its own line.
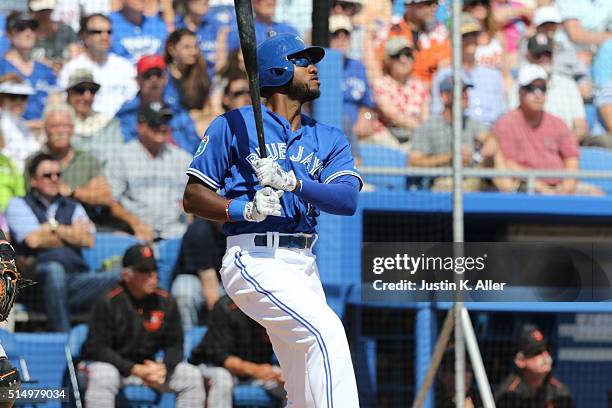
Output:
[253, 158, 298, 192]
[244, 187, 284, 222]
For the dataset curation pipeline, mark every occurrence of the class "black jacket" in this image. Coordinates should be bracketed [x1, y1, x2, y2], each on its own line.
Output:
[81, 282, 183, 377]
[189, 295, 272, 378]
[495, 372, 574, 408]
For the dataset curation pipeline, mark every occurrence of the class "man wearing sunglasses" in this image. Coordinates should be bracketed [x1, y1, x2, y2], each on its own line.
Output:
[5, 153, 121, 332]
[494, 64, 602, 196]
[184, 33, 362, 407]
[59, 13, 137, 118]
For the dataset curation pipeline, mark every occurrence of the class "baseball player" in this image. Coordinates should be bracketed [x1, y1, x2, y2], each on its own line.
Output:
[183, 34, 362, 407]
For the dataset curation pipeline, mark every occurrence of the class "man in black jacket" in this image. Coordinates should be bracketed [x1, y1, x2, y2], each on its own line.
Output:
[81, 244, 205, 408]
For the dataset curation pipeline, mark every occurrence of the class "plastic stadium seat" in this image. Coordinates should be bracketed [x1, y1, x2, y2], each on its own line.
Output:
[156, 238, 182, 290]
[82, 233, 139, 272]
[183, 326, 207, 359]
[359, 144, 407, 190]
[579, 147, 612, 194]
[233, 384, 275, 407]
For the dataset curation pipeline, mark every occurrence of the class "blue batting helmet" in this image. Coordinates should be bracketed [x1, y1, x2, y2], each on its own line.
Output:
[257, 34, 325, 89]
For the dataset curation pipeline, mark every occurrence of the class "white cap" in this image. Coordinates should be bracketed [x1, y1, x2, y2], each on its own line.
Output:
[0, 80, 35, 96]
[518, 64, 548, 87]
[533, 6, 562, 27]
[29, 0, 57, 11]
[329, 15, 353, 33]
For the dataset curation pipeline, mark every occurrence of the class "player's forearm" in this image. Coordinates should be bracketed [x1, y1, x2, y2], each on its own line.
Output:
[294, 178, 359, 216]
[183, 178, 230, 222]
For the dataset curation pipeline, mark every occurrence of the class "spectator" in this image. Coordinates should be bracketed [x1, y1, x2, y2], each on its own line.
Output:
[495, 324, 574, 407]
[328, 15, 375, 159]
[107, 102, 192, 240]
[6, 153, 120, 331]
[226, 0, 298, 51]
[274, 0, 312, 38]
[109, 0, 168, 63]
[0, 11, 57, 123]
[0, 149, 24, 236]
[379, 0, 451, 85]
[463, 0, 505, 73]
[436, 347, 483, 408]
[411, 73, 500, 191]
[189, 295, 286, 408]
[214, 48, 246, 98]
[115, 54, 201, 154]
[64, 68, 124, 165]
[509, 34, 588, 143]
[329, 0, 366, 60]
[0, 13, 10, 56]
[59, 13, 138, 117]
[0, 74, 40, 171]
[491, 0, 534, 69]
[494, 64, 602, 195]
[164, 28, 220, 137]
[365, 37, 428, 149]
[80, 243, 206, 408]
[432, 13, 507, 127]
[51, 0, 113, 32]
[221, 72, 251, 112]
[29, 0, 80, 73]
[174, 0, 225, 81]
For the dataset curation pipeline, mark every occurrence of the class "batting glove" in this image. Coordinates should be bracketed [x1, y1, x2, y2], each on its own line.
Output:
[253, 158, 298, 192]
[244, 187, 284, 222]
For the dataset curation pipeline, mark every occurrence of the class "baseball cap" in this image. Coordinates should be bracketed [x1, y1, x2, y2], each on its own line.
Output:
[29, 0, 57, 11]
[329, 15, 353, 34]
[65, 68, 101, 91]
[439, 72, 474, 93]
[122, 244, 157, 271]
[527, 33, 554, 57]
[0, 80, 35, 96]
[6, 12, 38, 32]
[384, 37, 413, 57]
[533, 6, 562, 27]
[461, 12, 482, 35]
[405, 0, 438, 4]
[137, 101, 174, 125]
[516, 324, 548, 358]
[518, 63, 548, 87]
[136, 55, 165, 76]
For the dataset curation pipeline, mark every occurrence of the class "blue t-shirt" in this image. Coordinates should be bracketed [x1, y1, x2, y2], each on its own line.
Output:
[0, 15, 9, 57]
[114, 92, 201, 155]
[174, 14, 222, 81]
[0, 58, 57, 120]
[342, 57, 374, 132]
[109, 11, 168, 63]
[227, 20, 298, 51]
[186, 105, 362, 235]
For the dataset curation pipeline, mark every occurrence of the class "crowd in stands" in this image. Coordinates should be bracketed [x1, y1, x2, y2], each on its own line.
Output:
[0, 0, 609, 404]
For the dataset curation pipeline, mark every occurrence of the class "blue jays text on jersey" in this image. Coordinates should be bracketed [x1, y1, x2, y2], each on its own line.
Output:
[187, 105, 362, 236]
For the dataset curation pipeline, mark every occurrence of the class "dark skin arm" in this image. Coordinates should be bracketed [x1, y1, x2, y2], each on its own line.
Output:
[182, 176, 230, 222]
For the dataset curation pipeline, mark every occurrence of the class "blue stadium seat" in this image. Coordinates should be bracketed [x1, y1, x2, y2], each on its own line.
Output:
[82, 233, 139, 272]
[156, 238, 182, 290]
[359, 144, 408, 190]
[579, 147, 612, 194]
[233, 384, 275, 407]
[183, 326, 207, 359]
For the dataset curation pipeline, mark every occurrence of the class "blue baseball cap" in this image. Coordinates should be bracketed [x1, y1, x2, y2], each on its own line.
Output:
[439, 72, 474, 93]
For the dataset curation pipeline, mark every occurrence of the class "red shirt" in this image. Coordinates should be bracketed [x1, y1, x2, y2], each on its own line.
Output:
[494, 109, 579, 183]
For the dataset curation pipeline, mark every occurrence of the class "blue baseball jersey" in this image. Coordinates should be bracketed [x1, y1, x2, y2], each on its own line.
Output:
[187, 105, 362, 236]
[174, 14, 222, 81]
[227, 20, 298, 51]
[109, 11, 168, 63]
[0, 58, 57, 120]
[342, 57, 375, 130]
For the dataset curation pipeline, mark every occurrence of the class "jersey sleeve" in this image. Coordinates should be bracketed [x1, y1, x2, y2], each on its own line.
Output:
[186, 115, 232, 190]
[319, 127, 364, 189]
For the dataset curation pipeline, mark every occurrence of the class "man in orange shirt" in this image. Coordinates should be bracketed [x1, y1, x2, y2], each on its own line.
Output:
[379, 0, 450, 84]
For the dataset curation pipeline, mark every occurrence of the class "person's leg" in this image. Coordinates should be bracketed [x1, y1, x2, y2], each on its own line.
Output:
[67, 271, 121, 314]
[171, 274, 204, 331]
[163, 362, 206, 408]
[84, 362, 121, 408]
[221, 247, 359, 408]
[35, 261, 70, 332]
[198, 365, 234, 408]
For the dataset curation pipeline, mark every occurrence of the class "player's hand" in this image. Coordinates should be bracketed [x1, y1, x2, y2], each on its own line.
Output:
[253, 158, 298, 192]
[244, 187, 283, 222]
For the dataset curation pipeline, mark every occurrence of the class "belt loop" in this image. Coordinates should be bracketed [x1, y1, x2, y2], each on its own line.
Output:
[266, 232, 279, 249]
[310, 234, 319, 250]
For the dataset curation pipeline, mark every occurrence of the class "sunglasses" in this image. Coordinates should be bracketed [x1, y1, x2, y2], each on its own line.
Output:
[4, 94, 28, 101]
[40, 171, 62, 179]
[523, 83, 547, 94]
[147, 119, 172, 129]
[135, 267, 157, 274]
[141, 68, 164, 80]
[87, 29, 112, 35]
[13, 21, 38, 32]
[70, 85, 99, 95]
[333, 1, 358, 10]
[230, 89, 250, 98]
[289, 56, 313, 68]
[391, 50, 413, 60]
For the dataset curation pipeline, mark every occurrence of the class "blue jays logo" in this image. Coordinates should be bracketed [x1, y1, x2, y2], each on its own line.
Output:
[194, 135, 209, 158]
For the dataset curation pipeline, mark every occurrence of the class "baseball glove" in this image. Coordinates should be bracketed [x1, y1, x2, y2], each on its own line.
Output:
[0, 357, 19, 408]
[0, 240, 34, 322]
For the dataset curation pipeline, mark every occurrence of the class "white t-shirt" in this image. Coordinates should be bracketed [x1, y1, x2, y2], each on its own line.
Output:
[52, 0, 113, 32]
[0, 111, 40, 172]
[59, 53, 138, 118]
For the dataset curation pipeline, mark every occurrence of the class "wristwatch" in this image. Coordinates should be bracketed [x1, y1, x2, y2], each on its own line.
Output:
[48, 217, 59, 233]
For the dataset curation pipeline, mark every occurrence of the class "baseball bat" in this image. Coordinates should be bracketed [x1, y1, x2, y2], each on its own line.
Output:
[233, 0, 267, 158]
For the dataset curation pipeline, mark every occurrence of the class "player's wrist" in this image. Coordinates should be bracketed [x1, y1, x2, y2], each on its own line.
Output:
[227, 199, 247, 222]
